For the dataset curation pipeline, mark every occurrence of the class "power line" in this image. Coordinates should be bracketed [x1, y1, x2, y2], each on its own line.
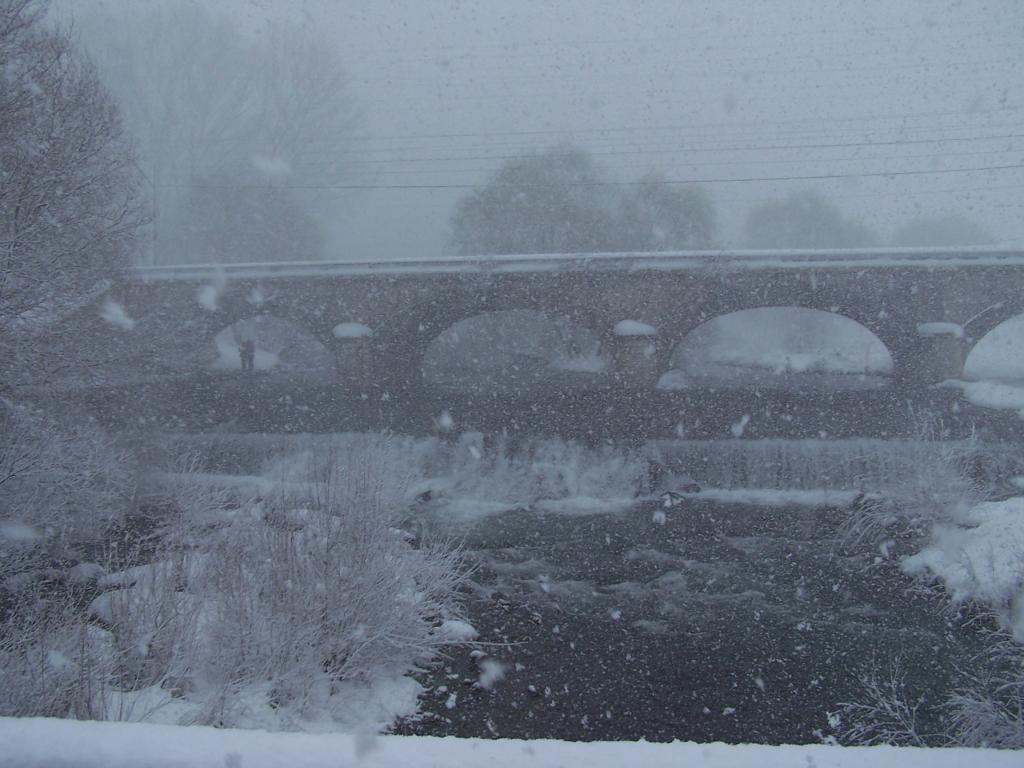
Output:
[291, 131, 1024, 167]
[346, 105, 1024, 144]
[349, 147, 1021, 179]
[360, 54, 1024, 98]
[338, 20, 1018, 61]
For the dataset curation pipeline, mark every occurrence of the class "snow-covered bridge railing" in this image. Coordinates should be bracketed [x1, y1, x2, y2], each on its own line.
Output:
[133, 246, 1024, 282]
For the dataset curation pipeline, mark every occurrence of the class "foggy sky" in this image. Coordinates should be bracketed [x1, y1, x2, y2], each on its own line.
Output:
[69, 0, 1024, 260]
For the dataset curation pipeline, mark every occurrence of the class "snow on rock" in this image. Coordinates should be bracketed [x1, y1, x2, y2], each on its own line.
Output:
[100, 299, 135, 330]
[333, 322, 373, 339]
[2, 717, 1020, 768]
[903, 496, 1024, 641]
[916, 322, 964, 338]
[614, 319, 657, 336]
[434, 619, 478, 642]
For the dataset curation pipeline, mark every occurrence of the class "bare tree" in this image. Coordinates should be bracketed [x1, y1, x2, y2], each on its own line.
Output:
[76, 2, 360, 264]
[0, 0, 142, 391]
[0, 0, 141, 588]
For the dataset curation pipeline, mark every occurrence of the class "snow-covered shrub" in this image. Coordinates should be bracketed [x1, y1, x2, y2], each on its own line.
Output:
[89, 554, 203, 693]
[2, 441, 468, 730]
[104, 447, 465, 728]
[0, 405, 136, 721]
[0, 404, 134, 580]
[193, 510, 464, 726]
[138, 451, 236, 539]
[947, 633, 1024, 749]
[0, 580, 117, 719]
[833, 655, 929, 747]
[840, 417, 986, 550]
[902, 497, 1024, 641]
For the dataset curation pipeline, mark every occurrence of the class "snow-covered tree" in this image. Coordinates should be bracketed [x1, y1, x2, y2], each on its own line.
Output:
[891, 213, 994, 247]
[744, 189, 878, 249]
[450, 147, 618, 255]
[188, 166, 326, 263]
[450, 146, 715, 255]
[0, 0, 141, 391]
[616, 175, 716, 250]
[0, 0, 140, 583]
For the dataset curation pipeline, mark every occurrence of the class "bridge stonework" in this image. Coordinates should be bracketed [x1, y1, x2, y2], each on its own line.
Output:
[118, 249, 1024, 393]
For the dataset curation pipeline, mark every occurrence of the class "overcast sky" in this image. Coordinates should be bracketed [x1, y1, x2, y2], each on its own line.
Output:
[69, 0, 1024, 259]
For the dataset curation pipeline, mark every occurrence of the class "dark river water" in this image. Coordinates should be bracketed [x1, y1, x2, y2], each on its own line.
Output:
[394, 498, 987, 744]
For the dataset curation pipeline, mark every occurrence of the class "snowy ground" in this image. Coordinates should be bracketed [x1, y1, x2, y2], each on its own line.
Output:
[3, 717, 1020, 768]
[904, 496, 1024, 641]
[16, 432, 1013, 746]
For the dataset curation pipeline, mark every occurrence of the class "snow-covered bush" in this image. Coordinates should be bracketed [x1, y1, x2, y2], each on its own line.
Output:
[902, 498, 1024, 640]
[0, 584, 106, 719]
[833, 656, 929, 747]
[191, 489, 466, 727]
[137, 451, 236, 539]
[840, 418, 987, 550]
[947, 634, 1024, 749]
[837, 417, 1024, 748]
[1, 441, 469, 730]
[0, 404, 134, 580]
[839, 628, 1024, 749]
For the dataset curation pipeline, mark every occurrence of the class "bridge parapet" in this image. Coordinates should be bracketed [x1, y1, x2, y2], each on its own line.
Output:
[114, 248, 1024, 396]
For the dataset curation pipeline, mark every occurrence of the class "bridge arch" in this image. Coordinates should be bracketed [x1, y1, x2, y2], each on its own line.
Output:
[964, 312, 1024, 381]
[658, 306, 894, 390]
[422, 309, 608, 392]
[210, 315, 333, 377]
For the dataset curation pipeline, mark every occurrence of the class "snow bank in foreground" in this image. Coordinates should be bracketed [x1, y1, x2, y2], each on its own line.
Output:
[1, 718, 1017, 768]
[903, 497, 1024, 641]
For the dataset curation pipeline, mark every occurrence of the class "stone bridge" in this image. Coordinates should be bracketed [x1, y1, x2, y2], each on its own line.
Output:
[116, 247, 1024, 394]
